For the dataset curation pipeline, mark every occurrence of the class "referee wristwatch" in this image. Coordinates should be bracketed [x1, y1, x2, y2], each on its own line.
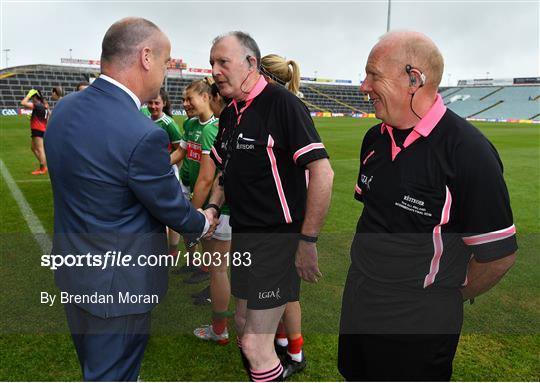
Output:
[299, 233, 318, 243]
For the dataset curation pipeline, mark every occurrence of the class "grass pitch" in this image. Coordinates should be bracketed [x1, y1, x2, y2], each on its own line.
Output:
[0, 116, 538, 381]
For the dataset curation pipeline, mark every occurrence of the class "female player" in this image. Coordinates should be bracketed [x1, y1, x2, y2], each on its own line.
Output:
[51, 86, 64, 101]
[21, 89, 49, 175]
[192, 77, 232, 341]
[143, 88, 182, 256]
[169, 79, 232, 344]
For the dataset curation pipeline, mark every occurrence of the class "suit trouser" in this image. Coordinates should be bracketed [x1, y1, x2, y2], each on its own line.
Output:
[64, 303, 151, 381]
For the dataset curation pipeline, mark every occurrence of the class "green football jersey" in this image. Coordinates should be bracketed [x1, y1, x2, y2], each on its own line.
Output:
[141, 107, 182, 153]
[140, 105, 151, 117]
[180, 116, 229, 215]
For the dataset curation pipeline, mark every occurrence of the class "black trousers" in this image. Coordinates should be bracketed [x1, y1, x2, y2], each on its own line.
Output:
[338, 333, 460, 381]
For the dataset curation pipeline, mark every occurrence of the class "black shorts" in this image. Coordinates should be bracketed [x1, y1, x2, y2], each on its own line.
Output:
[338, 333, 460, 381]
[231, 222, 302, 310]
[339, 267, 464, 335]
[31, 129, 44, 138]
[338, 267, 462, 380]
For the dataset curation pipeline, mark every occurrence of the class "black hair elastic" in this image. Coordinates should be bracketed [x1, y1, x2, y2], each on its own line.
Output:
[260, 66, 287, 86]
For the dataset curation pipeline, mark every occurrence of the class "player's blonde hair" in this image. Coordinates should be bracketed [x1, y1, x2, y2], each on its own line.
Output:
[185, 79, 212, 96]
[260, 54, 301, 96]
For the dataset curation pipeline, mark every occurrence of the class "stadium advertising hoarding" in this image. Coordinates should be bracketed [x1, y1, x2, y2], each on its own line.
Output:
[61, 57, 189, 71]
[1, 109, 38, 116]
[167, 58, 187, 70]
[61, 58, 100, 66]
[514, 77, 540, 84]
[301, 77, 353, 84]
[467, 117, 540, 124]
[1, 109, 17, 116]
[187, 67, 212, 74]
[457, 78, 516, 86]
[309, 111, 375, 118]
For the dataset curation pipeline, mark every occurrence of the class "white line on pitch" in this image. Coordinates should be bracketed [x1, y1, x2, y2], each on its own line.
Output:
[0, 158, 52, 254]
[15, 178, 51, 183]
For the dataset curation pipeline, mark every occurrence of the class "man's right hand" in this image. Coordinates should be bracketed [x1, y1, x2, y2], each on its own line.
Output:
[200, 208, 219, 239]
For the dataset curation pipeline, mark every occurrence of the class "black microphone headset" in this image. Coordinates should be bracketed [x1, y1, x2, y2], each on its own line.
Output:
[405, 64, 426, 120]
[240, 55, 256, 94]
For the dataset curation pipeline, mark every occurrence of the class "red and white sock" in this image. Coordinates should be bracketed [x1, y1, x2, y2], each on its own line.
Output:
[275, 321, 288, 347]
[211, 313, 228, 335]
[287, 335, 304, 362]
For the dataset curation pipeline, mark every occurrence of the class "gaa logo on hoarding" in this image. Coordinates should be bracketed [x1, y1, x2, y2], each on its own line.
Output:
[1, 109, 18, 116]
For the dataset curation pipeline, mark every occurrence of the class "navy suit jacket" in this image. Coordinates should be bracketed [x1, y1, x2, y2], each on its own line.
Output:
[45, 78, 205, 318]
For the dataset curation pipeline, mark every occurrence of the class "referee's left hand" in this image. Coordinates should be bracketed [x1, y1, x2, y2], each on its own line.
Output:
[295, 241, 322, 283]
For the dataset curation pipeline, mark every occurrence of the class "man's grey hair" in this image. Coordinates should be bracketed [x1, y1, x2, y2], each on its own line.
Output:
[212, 31, 261, 68]
[101, 17, 162, 69]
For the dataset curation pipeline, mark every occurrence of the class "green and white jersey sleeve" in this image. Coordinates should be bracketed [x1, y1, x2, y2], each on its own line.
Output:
[180, 118, 197, 149]
[200, 117, 219, 155]
[140, 105, 151, 117]
[155, 114, 181, 145]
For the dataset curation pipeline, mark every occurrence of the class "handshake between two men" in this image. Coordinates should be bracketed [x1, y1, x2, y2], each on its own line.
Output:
[198, 206, 221, 240]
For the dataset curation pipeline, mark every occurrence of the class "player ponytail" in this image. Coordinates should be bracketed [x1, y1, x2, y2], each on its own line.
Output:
[260, 54, 301, 96]
[186, 79, 212, 96]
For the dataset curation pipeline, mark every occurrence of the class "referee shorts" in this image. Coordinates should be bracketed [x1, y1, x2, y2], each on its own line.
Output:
[338, 333, 460, 381]
[231, 222, 302, 310]
[338, 267, 463, 381]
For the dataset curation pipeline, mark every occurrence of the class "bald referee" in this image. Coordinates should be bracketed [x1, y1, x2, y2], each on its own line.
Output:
[338, 31, 517, 381]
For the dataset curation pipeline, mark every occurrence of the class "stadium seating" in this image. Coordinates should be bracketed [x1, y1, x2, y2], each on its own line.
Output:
[482, 86, 540, 102]
[474, 101, 540, 120]
[444, 85, 539, 120]
[444, 86, 496, 102]
[446, 100, 502, 118]
[0, 64, 373, 114]
[1, 64, 538, 120]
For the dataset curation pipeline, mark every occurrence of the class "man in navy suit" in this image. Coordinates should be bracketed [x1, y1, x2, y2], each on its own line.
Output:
[45, 17, 216, 381]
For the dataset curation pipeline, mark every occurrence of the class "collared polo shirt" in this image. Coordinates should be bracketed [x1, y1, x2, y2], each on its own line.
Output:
[352, 94, 517, 290]
[210, 76, 328, 229]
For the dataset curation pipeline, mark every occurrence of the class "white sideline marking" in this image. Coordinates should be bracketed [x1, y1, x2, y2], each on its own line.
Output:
[0, 158, 52, 254]
[15, 178, 51, 183]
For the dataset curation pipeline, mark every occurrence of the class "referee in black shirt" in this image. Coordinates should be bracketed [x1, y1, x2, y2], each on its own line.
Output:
[206, 32, 334, 381]
[338, 31, 518, 381]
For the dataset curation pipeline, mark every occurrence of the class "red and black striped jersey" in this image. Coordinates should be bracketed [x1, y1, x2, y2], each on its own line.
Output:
[30, 102, 48, 132]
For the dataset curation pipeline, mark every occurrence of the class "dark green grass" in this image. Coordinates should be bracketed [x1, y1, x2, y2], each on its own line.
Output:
[0, 116, 538, 381]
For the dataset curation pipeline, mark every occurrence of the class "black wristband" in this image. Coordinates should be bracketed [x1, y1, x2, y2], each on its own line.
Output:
[205, 203, 221, 217]
[299, 234, 318, 243]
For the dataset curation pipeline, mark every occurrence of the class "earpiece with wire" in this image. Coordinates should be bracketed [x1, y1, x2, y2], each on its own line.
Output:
[240, 55, 256, 94]
[405, 64, 426, 119]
